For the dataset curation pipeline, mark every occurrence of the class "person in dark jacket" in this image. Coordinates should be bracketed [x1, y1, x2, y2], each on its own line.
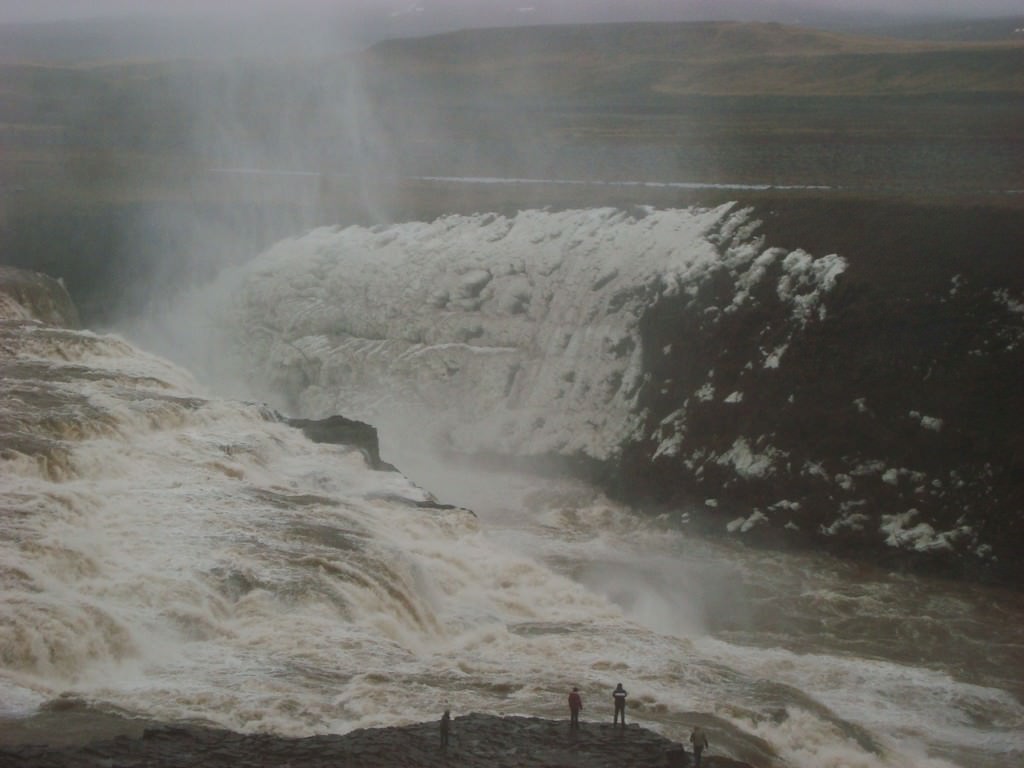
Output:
[690, 725, 709, 767]
[568, 687, 583, 729]
[440, 708, 451, 749]
[612, 683, 627, 726]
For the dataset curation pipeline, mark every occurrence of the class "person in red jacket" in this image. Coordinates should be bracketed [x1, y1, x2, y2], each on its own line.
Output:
[568, 687, 583, 730]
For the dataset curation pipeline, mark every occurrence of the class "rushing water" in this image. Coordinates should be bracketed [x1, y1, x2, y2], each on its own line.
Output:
[2, 210, 1022, 768]
[387, 448, 1024, 768]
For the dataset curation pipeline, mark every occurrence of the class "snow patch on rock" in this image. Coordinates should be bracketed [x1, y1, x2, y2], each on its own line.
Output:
[727, 510, 768, 533]
[763, 342, 788, 369]
[716, 437, 782, 479]
[695, 383, 715, 402]
[777, 250, 847, 324]
[880, 510, 971, 553]
[910, 410, 943, 432]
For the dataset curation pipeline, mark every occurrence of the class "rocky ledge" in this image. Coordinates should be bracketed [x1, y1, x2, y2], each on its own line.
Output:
[1, 713, 755, 768]
[0, 265, 80, 328]
[285, 413, 394, 471]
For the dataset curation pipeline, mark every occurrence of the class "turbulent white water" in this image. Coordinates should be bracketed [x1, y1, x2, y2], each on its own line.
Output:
[162, 203, 846, 465]
[2, 208, 1022, 768]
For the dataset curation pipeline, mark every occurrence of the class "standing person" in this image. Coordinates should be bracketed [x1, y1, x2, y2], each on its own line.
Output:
[568, 686, 583, 730]
[612, 683, 627, 726]
[690, 725, 709, 767]
[440, 708, 451, 749]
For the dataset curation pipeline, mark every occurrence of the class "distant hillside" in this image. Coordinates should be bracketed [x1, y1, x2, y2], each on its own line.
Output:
[2, 3, 1021, 63]
[857, 16, 1024, 42]
[366, 21, 1024, 97]
[1, 20, 1021, 228]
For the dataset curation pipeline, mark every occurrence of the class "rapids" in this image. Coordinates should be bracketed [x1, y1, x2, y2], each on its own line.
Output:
[1, 209, 1022, 768]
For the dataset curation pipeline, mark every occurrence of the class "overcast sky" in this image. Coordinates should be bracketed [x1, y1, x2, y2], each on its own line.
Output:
[1, 0, 1021, 25]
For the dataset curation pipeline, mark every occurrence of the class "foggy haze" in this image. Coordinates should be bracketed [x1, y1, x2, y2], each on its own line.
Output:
[1, 0, 1021, 27]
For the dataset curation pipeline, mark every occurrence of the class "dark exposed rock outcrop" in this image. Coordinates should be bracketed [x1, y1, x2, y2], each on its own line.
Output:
[0, 714, 757, 768]
[613, 200, 1024, 587]
[285, 413, 395, 471]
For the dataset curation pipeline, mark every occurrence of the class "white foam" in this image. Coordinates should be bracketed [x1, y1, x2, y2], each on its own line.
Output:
[184, 206, 846, 466]
[695, 636, 1024, 765]
[4, 213, 1020, 768]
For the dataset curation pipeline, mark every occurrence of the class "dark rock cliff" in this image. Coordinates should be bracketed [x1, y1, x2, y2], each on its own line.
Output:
[612, 200, 1023, 586]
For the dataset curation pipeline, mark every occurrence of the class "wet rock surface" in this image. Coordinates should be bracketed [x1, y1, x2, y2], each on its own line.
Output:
[0, 713, 756, 767]
[285, 413, 394, 470]
[0, 266, 80, 328]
